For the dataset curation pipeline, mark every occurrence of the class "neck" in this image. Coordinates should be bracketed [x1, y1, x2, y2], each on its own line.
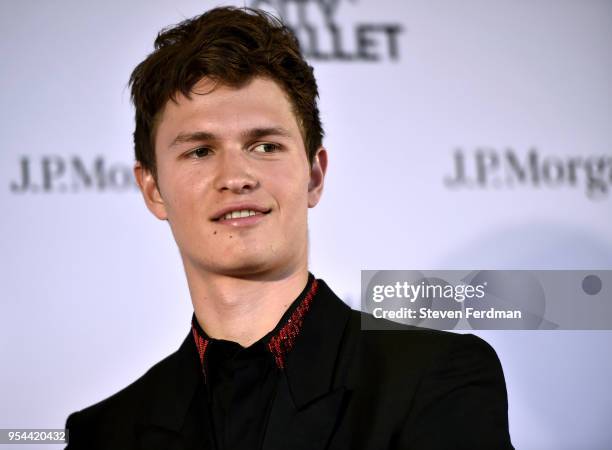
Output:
[185, 264, 310, 347]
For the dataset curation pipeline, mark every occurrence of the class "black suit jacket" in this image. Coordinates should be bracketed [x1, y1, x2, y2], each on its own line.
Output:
[65, 279, 513, 449]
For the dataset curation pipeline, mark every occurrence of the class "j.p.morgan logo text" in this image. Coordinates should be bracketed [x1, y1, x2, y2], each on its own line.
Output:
[9, 156, 137, 193]
[250, 0, 403, 61]
[445, 148, 612, 200]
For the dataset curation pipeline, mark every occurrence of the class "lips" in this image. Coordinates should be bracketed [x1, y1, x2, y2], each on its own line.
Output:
[211, 204, 272, 221]
[220, 209, 261, 220]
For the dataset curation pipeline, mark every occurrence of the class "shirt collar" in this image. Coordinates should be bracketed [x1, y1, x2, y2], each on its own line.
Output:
[191, 273, 318, 381]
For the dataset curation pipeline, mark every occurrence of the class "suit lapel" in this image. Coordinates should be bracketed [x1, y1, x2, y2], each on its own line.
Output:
[263, 374, 348, 450]
[134, 333, 213, 450]
[263, 280, 353, 450]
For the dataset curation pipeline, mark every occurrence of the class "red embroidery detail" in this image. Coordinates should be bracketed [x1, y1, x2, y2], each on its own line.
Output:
[267, 279, 318, 369]
[191, 278, 318, 377]
[191, 324, 209, 382]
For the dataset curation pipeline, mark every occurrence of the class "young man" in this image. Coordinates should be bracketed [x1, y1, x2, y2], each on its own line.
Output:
[65, 7, 513, 449]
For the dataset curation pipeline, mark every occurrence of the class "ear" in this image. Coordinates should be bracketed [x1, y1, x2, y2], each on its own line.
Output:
[133, 161, 168, 220]
[307, 147, 328, 208]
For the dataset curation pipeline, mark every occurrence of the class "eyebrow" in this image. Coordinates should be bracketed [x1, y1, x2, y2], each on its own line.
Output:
[169, 126, 293, 148]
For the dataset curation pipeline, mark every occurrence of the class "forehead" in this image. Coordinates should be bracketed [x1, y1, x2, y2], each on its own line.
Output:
[154, 76, 303, 147]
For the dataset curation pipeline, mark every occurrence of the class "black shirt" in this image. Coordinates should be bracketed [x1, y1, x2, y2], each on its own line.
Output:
[190, 273, 318, 450]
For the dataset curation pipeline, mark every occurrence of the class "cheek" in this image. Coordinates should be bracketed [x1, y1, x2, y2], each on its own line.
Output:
[274, 176, 310, 223]
[161, 174, 207, 221]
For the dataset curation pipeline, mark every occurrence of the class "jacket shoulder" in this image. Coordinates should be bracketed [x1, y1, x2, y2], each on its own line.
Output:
[350, 309, 501, 370]
[64, 343, 183, 448]
[346, 309, 513, 449]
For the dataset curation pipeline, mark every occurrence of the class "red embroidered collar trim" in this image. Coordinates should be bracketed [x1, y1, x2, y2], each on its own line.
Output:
[267, 279, 318, 369]
[191, 326, 210, 383]
[190, 278, 318, 377]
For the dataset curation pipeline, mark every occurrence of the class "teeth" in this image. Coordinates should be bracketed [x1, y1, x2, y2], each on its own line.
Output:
[222, 209, 260, 220]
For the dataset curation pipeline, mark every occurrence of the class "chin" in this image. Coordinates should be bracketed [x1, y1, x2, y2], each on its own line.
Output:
[209, 253, 280, 277]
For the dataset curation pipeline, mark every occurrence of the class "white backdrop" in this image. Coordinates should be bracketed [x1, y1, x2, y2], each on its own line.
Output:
[1, 1, 611, 448]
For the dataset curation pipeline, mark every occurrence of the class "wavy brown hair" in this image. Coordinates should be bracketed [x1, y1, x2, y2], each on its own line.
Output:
[129, 6, 323, 182]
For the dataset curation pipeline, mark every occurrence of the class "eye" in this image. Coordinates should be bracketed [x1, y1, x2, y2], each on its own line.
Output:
[188, 147, 211, 158]
[252, 143, 280, 153]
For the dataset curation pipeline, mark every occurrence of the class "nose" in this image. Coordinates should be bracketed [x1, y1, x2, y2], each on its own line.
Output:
[212, 149, 259, 194]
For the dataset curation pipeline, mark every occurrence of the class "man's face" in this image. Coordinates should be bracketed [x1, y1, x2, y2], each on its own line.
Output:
[135, 76, 326, 278]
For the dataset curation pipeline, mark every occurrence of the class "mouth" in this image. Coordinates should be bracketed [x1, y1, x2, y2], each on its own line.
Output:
[216, 209, 270, 221]
[211, 206, 272, 225]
